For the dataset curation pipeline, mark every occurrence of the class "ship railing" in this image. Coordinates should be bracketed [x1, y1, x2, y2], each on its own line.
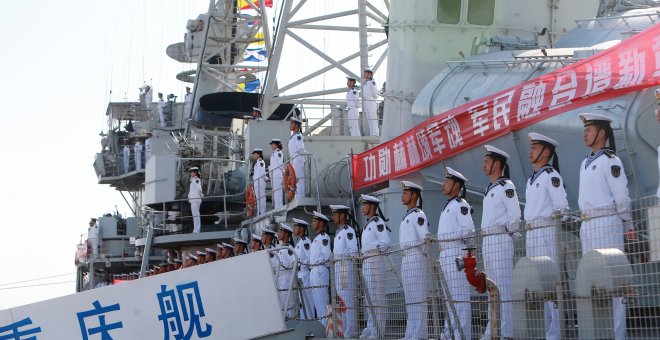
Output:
[267, 247, 302, 322]
[79, 236, 138, 264]
[278, 195, 660, 339]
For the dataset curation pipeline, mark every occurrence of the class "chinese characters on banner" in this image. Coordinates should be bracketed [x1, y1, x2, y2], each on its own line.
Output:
[352, 23, 660, 189]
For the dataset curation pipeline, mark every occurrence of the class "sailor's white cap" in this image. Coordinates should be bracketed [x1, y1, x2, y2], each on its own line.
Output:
[189, 254, 198, 261]
[528, 132, 559, 148]
[445, 167, 468, 183]
[196, 250, 206, 256]
[363, 67, 373, 73]
[346, 76, 357, 81]
[483, 145, 510, 161]
[312, 210, 330, 222]
[189, 166, 199, 171]
[233, 237, 248, 245]
[243, 115, 254, 120]
[269, 138, 282, 144]
[167, 260, 175, 264]
[251, 233, 263, 241]
[579, 112, 613, 126]
[216, 243, 225, 249]
[205, 247, 217, 254]
[401, 180, 423, 192]
[252, 107, 261, 112]
[222, 242, 233, 248]
[279, 223, 293, 233]
[292, 218, 309, 227]
[261, 227, 277, 235]
[153, 265, 160, 269]
[290, 117, 303, 124]
[329, 205, 350, 212]
[360, 194, 381, 204]
[252, 148, 263, 154]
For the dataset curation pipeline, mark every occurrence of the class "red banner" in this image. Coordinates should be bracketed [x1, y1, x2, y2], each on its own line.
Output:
[352, 23, 660, 190]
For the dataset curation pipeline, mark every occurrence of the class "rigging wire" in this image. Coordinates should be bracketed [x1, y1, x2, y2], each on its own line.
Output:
[0, 273, 76, 287]
[0, 281, 76, 291]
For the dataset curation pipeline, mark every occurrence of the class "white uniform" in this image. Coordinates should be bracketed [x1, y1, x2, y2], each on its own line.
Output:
[399, 207, 429, 340]
[144, 137, 152, 162]
[122, 145, 130, 173]
[346, 86, 361, 136]
[277, 244, 299, 318]
[288, 132, 306, 199]
[188, 176, 203, 233]
[578, 148, 631, 340]
[158, 98, 166, 127]
[88, 223, 100, 256]
[333, 225, 359, 338]
[269, 149, 285, 208]
[310, 231, 332, 325]
[362, 78, 379, 136]
[134, 141, 143, 170]
[145, 88, 153, 120]
[437, 197, 474, 340]
[184, 92, 193, 120]
[360, 216, 391, 339]
[294, 235, 314, 318]
[253, 158, 267, 215]
[524, 166, 567, 340]
[481, 178, 520, 339]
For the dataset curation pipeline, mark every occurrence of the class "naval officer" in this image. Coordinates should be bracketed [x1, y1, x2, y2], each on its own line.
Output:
[184, 86, 193, 120]
[437, 167, 474, 340]
[288, 117, 306, 199]
[480, 145, 521, 340]
[346, 76, 361, 136]
[88, 218, 100, 257]
[578, 113, 636, 340]
[309, 211, 332, 326]
[292, 218, 314, 319]
[362, 68, 379, 136]
[399, 180, 429, 340]
[277, 223, 299, 318]
[252, 148, 267, 215]
[269, 139, 285, 209]
[359, 194, 391, 339]
[188, 167, 203, 233]
[134, 138, 143, 170]
[524, 132, 568, 340]
[331, 204, 359, 338]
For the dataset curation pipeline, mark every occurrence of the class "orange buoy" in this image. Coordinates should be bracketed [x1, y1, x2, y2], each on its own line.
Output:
[284, 163, 297, 201]
[246, 183, 256, 217]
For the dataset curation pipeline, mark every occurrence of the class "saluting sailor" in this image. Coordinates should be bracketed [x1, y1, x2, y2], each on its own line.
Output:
[480, 145, 521, 340]
[269, 139, 285, 209]
[524, 132, 568, 340]
[359, 194, 391, 339]
[188, 167, 204, 234]
[252, 148, 268, 215]
[438, 167, 474, 340]
[399, 180, 429, 340]
[362, 68, 380, 136]
[331, 205, 360, 338]
[288, 117, 306, 199]
[346, 76, 361, 136]
[292, 218, 315, 319]
[309, 211, 332, 326]
[277, 223, 299, 318]
[578, 112, 636, 340]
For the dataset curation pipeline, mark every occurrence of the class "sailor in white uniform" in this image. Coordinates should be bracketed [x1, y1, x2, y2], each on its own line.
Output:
[331, 205, 359, 338]
[346, 76, 361, 136]
[578, 112, 636, 340]
[309, 211, 332, 326]
[277, 223, 299, 318]
[88, 218, 100, 257]
[359, 194, 391, 339]
[122, 140, 130, 173]
[288, 117, 306, 199]
[480, 145, 521, 340]
[134, 139, 143, 170]
[250, 233, 264, 253]
[252, 148, 268, 215]
[183, 86, 193, 120]
[187, 166, 203, 233]
[399, 180, 429, 340]
[269, 139, 285, 209]
[252, 107, 264, 121]
[524, 132, 568, 340]
[292, 218, 314, 319]
[144, 132, 152, 162]
[158, 92, 166, 128]
[233, 237, 248, 256]
[362, 68, 380, 136]
[262, 227, 279, 272]
[437, 167, 474, 340]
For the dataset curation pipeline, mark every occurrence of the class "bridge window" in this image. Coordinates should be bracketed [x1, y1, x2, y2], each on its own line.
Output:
[437, 0, 461, 24]
[467, 0, 495, 26]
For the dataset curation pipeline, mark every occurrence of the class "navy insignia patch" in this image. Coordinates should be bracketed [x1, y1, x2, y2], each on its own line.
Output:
[352, 90, 356, 94]
[304, 243, 310, 250]
[288, 249, 293, 256]
[347, 233, 354, 240]
[322, 239, 329, 246]
[195, 179, 199, 184]
[461, 207, 468, 215]
[260, 163, 263, 167]
[417, 217, 425, 226]
[269, 253, 274, 258]
[592, 165, 596, 170]
[551, 177, 560, 187]
[377, 224, 384, 232]
[611, 165, 621, 178]
[278, 154, 282, 158]
[297, 136, 301, 140]
[505, 189, 515, 198]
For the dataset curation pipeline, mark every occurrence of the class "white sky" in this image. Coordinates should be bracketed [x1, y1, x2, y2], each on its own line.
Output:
[0, 0, 208, 309]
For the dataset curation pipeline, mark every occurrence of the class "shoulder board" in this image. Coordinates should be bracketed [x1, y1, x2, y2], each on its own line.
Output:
[454, 197, 463, 203]
[497, 179, 508, 186]
[543, 167, 554, 174]
[603, 149, 616, 158]
[373, 216, 380, 222]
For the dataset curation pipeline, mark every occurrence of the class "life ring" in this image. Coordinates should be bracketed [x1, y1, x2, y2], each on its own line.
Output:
[246, 183, 256, 217]
[284, 163, 297, 201]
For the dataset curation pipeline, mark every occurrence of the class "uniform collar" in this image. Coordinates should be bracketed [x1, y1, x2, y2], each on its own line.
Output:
[485, 177, 507, 196]
[584, 147, 612, 168]
[529, 164, 553, 185]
